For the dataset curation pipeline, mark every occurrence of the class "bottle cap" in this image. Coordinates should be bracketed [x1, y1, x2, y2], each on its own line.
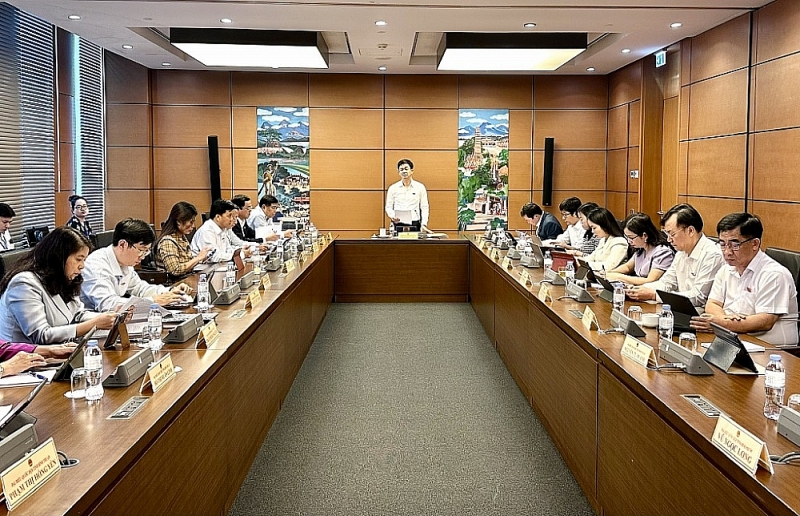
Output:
[770, 354, 782, 361]
[662, 304, 671, 311]
[87, 339, 99, 347]
[150, 303, 159, 309]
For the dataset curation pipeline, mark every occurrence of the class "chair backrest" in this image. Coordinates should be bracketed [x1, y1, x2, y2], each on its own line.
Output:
[0, 248, 29, 280]
[95, 230, 114, 249]
[25, 226, 49, 248]
[201, 212, 210, 223]
[765, 247, 800, 293]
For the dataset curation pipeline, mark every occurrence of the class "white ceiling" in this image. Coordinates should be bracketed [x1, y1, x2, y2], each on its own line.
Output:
[9, 0, 774, 74]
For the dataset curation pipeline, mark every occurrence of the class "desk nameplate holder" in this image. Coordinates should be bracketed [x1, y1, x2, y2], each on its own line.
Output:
[542, 268, 566, 286]
[139, 353, 176, 395]
[620, 335, 657, 368]
[659, 337, 713, 375]
[245, 289, 262, 309]
[196, 320, 221, 349]
[582, 306, 599, 331]
[260, 275, 271, 290]
[0, 437, 60, 511]
[501, 256, 513, 270]
[103, 348, 154, 388]
[610, 309, 647, 338]
[712, 414, 773, 475]
[537, 283, 553, 303]
[518, 269, 532, 286]
[563, 282, 595, 303]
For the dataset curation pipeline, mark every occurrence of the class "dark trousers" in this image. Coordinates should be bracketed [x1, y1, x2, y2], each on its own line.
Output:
[395, 220, 422, 232]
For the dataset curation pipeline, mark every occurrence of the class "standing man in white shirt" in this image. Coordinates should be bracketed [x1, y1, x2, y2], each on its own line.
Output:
[554, 197, 585, 250]
[0, 203, 15, 252]
[81, 218, 188, 311]
[248, 194, 288, 242]
[690, 212, 798, 347]
[192, 199, 257, 262]
[385, 159, 430, 233]
[626, 203, 724, 308]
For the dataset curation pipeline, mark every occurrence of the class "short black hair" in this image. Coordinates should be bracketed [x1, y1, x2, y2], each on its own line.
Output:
[577, 202, 600, 217]
[520, 203, 543, 218]
[558, 197, 582, 215]
[259, 195, 279, 208]
[230, 194, 251, 209]
[113, 218, 155, 247]
[717, 212, 763, 240]
[397, 158, 414, 170]
[0, 203, 15, 218]
[210, 199, 237, 218]
[661, 203, 703, 232]
[587, 207, 624, 238]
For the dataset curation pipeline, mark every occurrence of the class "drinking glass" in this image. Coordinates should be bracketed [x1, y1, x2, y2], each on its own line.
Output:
[678, 332, 698, 353]
[65, 367, 87, 399]
[788, 394, 800, 412]
[626, 306, 643, 322]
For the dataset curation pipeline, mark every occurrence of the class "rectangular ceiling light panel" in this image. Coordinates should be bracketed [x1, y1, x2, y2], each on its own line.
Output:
[437, 32, 586, 71]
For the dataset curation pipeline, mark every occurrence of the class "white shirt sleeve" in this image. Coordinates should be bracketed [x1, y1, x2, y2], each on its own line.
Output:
[419, 184, 429, 227]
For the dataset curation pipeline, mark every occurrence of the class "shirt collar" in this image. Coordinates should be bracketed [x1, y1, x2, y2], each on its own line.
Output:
[105, 244, 125, 277]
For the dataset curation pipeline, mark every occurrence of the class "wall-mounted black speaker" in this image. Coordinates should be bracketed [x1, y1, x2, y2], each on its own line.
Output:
[208, 135, 222, 203]
[542, 137, 555, 207]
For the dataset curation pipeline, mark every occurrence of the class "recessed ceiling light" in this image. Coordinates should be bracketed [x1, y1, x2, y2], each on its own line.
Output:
[523, 23, 536, 28]
[375, 20, 387, 26]
[68, 14, 81, 20]
[220, 18, 232, 24]
[621, 48, 631, 54]
[161, 62, 172, 67]
[378, 65, 387, 71]
[122, 44, 133, 50]
[670, 22, 683, 29]
[586, 67, 595, 72]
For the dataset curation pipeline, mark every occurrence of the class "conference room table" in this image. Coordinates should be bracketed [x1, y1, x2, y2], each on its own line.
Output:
[3, 233, 800, 515]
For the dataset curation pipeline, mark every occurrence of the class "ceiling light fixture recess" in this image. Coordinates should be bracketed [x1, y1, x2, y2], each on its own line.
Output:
[68, 14, 81, 20]
[378, 66, 387, 71]
[586, 67, 595, 72]
[670, 22, 682, 28]
[220, 18, 232, 24]
[170, 28, 329, 68]
[161, 62, 172, 67]
[523, 23, 536, 28]
[437, 32, 587, 71]
[621, 48, 631, 53]
[375, 20, 387, 26]
[122, 44, 133, 49]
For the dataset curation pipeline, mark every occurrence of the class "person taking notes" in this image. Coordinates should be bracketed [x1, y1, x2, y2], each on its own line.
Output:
[386, 159, 430, 233]
[605, 213, 674, 285]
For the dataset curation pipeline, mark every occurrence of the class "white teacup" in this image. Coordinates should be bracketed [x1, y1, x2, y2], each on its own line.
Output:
[640, 313, 659, 328]
[379, 228, 387, 237]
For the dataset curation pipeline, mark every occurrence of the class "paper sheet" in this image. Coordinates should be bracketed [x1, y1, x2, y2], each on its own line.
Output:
[0, 369, 57, 388]
[395, 210, 413, 225]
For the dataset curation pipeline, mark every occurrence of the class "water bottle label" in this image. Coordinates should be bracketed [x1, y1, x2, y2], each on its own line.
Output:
[765, 371, 785, 388]
[85, 355, 102, 370]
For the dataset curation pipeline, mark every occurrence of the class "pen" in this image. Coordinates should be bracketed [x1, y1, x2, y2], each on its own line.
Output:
[28, 372, 49, 382]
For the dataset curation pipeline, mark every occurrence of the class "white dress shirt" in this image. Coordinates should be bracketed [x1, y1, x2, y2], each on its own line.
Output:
[0, 229, 14, 251]
[385, 179, 429, 226]
[555, 221, 585, 249]
[643, 235, 724, 308]
[80, 245, 169, 312]
[191, 219, 248, 262]
[248, 208, 267, 229]
[586, 236, 628, 272]
[708, 250, 798, 346]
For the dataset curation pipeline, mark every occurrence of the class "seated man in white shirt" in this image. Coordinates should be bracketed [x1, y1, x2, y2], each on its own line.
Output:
[81, 218, 188, 311]
[0, 203, 15, 251]
[553, 197, 584, 250]
[690, 212, 798, 347]
[248, 194, 288, 242]
[193, 199, 258, 262]
[626, 203, 723, 308]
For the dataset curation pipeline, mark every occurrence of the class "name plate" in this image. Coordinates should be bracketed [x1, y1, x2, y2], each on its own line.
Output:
[582, 306, 599, 331]
[327, 232, 333, 241]
[712, 414, 773, 475]
[285, 259, 296, 272]
[519, 269, 532, 286]
[398, 232, 418, 240]
[140, 353, 176, 394]
[1, 437, 60, 511]
[489, 248, 500, 261]
[196, 319, 221, 349]
[501, 256, 512, 269]
[537, 283, 552, 303]
[245, 288, 262, 309]
[260, 274, 272, 290]
[477, 240, 486, 250]
[253, 265, 261, 276]
[621, 334, 656, 368]
[312, 241, 320, 252]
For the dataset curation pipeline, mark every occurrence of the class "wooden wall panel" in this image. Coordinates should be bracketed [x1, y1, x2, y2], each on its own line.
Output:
[508, 151, 533, 192]
[107, 147, 150, 189]
[509, 110, 532, 150]
[607, 105, 629, 150]
[154, 190, 217, 227]
[106, 189, 151, 227]
[687, 135, 746, 198]
[751, 201, 800, 250]
[678, 142, 689, 195]
[153, 106, 231, 147]
[458, 76, 533, 109]
[231, 73, 308, 106]
[688, 70, 748, 139]
[384, 150, 459, 191]
[627, 146, 640, 193]
[107, 104, 151, 147]
[690, 13, 751, 82]
[533, 110, 607, 150]
[55, 191, 72, 227]
[629, 100, 641, 147]
[626, 193, 639, 214]
[607, 149, 628, 192]
[662, 97, 680, 210]
[532, 151, 606, 191]
[311, 108, 384, 149]
[534, 75, 608, 109]
[427, 190, 458, 230]
[311, 191, 384, 231]
[58, 93, 74, 144]
[309, 74, 383, 108]
[105, 52, 149, 104]
[152, 70, 230, 106]
[685, 196, 744, 233]
[663, 44, 682, 99]
[230, 149, 257, 192]
[609, 62, 642, 108]
[385, 75, 458, 108]
[752, 52, 800, 132]
[754, 0, 800, 64]
[751, 128, 800, 202]
[153, 148, 232, 189]
[679, 85, 690, 141]
[310, 150, 384, 190]
[58, 143, 74, 192]
[231, 107, 256, 148]
[507, 190, 532, 231]
[385, 109, 458, 149]
[606, 192, 626, 218]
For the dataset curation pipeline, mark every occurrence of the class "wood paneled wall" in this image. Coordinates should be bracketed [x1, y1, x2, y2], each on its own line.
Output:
[607, 63, 642, 220]
[55, 28, 75, 226]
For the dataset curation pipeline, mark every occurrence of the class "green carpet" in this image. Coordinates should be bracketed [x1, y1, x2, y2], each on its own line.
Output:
[230, 303, 594, 515]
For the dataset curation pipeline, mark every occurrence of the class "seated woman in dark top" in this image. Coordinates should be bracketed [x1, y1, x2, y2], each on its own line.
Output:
[606, 212, 675, 285]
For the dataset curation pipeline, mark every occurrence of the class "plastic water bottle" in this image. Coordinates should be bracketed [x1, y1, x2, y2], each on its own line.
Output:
[309, 221, 318, 241]
[764, 354, 786, 420]
[613, 282, 625, 313]
[565, 262, 575, 283]
[84, 339, 104, 402]
[252, 247, 262, 276]
[196, 273, 210, 312]
[658, 304, 674, 341]
[544, 250, 553, 269]
[147, 303, 163, 352]
[225, 260, 237, 288]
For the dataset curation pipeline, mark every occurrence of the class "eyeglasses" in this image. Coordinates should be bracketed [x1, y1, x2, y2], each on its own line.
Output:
[662, 226, 686, 240]
[560, 211, 572, 219]
[74, 205, 88, 210]
[624, 233, 640, 241]
[131, 244, 151, 257]
[398, 166, 412, 172]
[717, 237, 757, 251]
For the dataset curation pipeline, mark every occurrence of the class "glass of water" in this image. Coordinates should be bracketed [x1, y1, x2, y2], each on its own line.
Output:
[678, 332, 698, 353]
[65, 367, 87, 399]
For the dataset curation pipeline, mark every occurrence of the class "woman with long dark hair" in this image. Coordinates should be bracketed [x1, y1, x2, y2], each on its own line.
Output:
[606, 213, 675, 285]
[154, 201, 211, 278]
[0, 227, 116, 344]
[584, 207, 629, 272]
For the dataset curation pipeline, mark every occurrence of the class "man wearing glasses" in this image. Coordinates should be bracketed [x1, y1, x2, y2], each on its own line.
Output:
[248, 194, 288, 242]
[553, 197, 585, 250]
[626, 203, 723, 308]
[81, 218, 188, 311]
[690, 213, 798, 346]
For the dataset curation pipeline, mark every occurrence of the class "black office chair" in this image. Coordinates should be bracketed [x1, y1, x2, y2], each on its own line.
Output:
[94, 230, 114, 249]
[765, 247, 800, 293]
[25, 226, 50, 248]
[0, 248, 29, 280]
[201, 212, 210, 223]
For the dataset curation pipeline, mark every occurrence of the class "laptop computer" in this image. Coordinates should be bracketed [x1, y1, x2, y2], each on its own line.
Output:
[656, 290, 698, 333]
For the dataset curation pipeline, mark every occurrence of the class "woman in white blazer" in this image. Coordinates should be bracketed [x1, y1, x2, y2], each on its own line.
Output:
[0, 227, 116, 344]
[584, 207, 629, 273]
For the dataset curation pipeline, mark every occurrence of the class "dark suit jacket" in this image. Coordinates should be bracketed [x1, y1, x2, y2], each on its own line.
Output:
[536, 212, 564, 241]
[232, 219, 262, 243]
